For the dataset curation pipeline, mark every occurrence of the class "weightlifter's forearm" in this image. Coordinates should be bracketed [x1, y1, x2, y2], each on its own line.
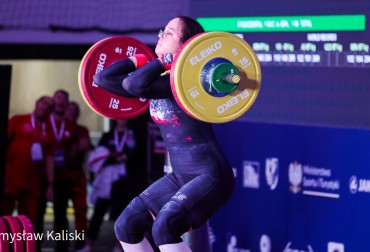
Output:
[93, 58, 137, 97]
[123, 59, 173, 99]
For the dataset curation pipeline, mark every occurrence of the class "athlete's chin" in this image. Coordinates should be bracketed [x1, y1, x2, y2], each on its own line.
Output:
[155, 45, 162, 55]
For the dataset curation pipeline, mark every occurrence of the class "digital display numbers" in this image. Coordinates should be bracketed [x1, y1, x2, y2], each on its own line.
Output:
[198, 15, 369, 68]
[253, 39, 370, 67]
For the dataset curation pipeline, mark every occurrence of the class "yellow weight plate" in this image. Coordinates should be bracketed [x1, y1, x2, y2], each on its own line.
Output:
[171, 32, 261, 123]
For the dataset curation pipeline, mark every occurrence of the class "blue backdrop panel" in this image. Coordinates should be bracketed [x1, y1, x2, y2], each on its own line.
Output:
[210, 122, 370, 252]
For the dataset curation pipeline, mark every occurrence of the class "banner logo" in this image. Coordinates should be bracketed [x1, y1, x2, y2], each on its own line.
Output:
[349, 176, 358, 194]
[265, 157, 279, 190]
[284, 242, 314, 252]
[260, 234, 271, 252]
[328, 241, 344, 252]
[243, 161, 260, 189]
[227, 235, 251, 252]
[288, 161, 340, 198]
[349, 175, 370, 194]
[289, 161, 303, 193]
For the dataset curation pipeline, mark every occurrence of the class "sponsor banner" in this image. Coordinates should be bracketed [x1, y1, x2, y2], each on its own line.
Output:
[211, 122, 370, 252]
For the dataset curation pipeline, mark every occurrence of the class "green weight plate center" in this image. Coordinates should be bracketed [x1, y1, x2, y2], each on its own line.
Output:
[211, 62, 239, 94]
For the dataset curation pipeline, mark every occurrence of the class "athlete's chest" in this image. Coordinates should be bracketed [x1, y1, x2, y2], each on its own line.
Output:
[149, 99, 183, 126]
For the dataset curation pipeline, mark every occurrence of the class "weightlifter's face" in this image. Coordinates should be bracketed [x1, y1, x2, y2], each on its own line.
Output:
[155, 18, 183, 57]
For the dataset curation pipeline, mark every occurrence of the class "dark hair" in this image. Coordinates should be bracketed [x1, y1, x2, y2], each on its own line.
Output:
[177, 16, 204, 44]
[37, 95, 55, 111]
[37, 95, 50, 103]
[54, 89, 69, 99]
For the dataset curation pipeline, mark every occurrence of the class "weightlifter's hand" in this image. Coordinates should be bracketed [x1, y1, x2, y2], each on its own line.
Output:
[129, 54, 149, 68]
[158, 53, 174, 71]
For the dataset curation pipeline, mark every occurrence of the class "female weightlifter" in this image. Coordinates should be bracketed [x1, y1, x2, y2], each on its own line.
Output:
[93, 16, 235, 252]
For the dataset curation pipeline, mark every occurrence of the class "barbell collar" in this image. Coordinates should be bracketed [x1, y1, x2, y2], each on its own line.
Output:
[222, 73, 241, 85]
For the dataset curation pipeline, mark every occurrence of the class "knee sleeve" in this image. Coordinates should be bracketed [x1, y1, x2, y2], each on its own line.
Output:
[114, 197, 153, 243]
[152, 201, 192, 246]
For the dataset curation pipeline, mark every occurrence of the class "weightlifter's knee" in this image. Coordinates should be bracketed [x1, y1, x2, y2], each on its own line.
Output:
[114, 197, 152, 243]
[152, 201, 192, 246]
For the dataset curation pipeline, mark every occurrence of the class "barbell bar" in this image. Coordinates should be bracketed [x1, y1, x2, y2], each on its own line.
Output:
[78, 32, 261, 123]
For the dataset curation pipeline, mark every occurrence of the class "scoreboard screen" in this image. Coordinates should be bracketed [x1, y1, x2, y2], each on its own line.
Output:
[192, 0, 370, 129]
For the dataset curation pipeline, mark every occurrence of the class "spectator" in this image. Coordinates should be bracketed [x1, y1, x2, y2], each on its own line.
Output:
[3, 95, 55, 252]
[65, 101, 91, 251]
[81, 118, 136, 252]
[48, 89, 79, 252]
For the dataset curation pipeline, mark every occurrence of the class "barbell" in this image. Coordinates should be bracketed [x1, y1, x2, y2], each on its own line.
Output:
[78, 32, 261, 123]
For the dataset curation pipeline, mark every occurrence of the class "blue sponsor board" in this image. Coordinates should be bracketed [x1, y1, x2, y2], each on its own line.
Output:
[211, 122, 370, 252]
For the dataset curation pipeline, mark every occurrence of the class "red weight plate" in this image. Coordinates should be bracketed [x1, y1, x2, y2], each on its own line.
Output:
[17, 215, 36, 252]
[79, 36, 156, 119]
[3, 216, 24, 252]
[0, 217, 10, 252]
